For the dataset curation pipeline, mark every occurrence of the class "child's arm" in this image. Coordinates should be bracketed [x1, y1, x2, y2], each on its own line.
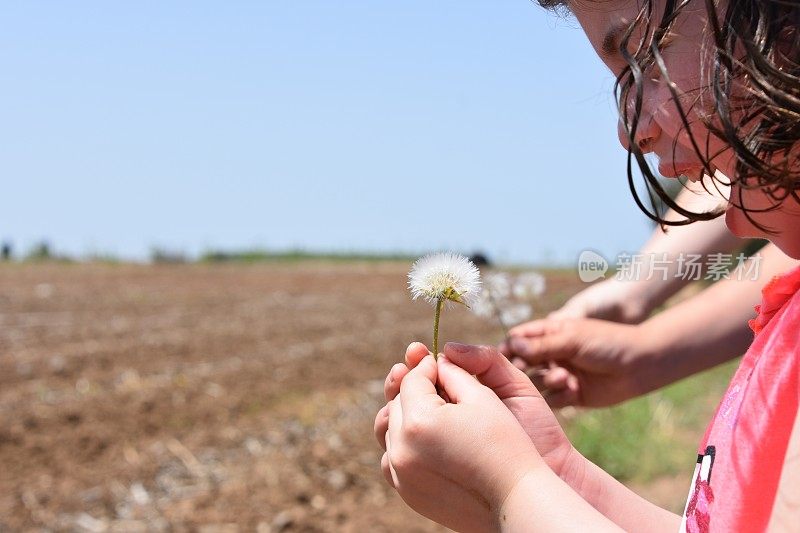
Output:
[500, 462, 680, 533]
[549, 448, 682, 532]
[767, 404, 800, 530]
[441, 344, 682, 532]
[497, 463, 624, 532]
[549, 182, 738, 324]
[377, 344, 680, 531]
[503, 244, 799, 407]
[377, 353, 627, 532]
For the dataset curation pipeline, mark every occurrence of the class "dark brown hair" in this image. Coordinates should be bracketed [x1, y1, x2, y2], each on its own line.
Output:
[538, 0, 800, 230]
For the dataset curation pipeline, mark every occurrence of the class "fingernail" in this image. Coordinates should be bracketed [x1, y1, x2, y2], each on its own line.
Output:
[446, 342, 470, 354]
[389, 363, 402, 381]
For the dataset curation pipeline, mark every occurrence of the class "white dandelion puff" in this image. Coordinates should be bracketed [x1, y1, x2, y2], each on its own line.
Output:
[407, 252, 482, 355]
[499, 303, 533, 327]
[484, 272, 512, 301]
[470, 269, 546, 335]
[470, 296, 496, 319]
[470, 272, 512, 321]
[512, 271, 547, 299]
[408, 252, 482, 308]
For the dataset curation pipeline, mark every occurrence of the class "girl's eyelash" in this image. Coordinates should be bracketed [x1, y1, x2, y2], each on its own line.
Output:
[659, 32, 677, 48]
[625, 31, 676, 59]
[646, 32, 677, 81]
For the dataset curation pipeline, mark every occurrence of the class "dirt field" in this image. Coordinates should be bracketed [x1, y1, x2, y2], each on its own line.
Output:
[0, 262, 593, 532]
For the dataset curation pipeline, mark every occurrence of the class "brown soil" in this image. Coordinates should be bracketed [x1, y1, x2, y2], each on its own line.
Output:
[0, 262, 584, 532]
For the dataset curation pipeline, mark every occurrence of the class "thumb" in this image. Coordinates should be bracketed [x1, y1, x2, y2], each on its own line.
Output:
[399, 354, 443, 412]
[504, 330, 576, 367]
[443, 343, 540, 400]
[435, 355, 488, 404]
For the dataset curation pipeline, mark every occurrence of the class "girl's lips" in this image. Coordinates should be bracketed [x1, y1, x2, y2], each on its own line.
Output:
[657, 161, 705, 180]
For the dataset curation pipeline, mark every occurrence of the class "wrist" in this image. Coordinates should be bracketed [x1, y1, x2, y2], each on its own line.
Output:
[551, 444, 588, 493]
[608, 278, 656, 323]
[497, 461, 623, 533]
[626, 320, 674, 396]
[496, 464, 553, 532]
[553, 446, 616, 512]
[584, 278, 652, 324]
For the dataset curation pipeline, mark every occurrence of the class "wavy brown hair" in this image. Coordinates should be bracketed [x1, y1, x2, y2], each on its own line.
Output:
[538, 0, 800, 230]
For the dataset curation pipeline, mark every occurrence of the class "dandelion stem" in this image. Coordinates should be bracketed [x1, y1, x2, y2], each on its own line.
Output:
[485, 284, 511, 342]
[433, 297, 444, 357]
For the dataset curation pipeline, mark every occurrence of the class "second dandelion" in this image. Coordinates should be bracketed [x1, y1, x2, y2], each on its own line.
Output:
[407, 252, 482, 356]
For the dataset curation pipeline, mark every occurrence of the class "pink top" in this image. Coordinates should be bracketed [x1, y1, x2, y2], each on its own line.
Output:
[681, 266, 800, 532]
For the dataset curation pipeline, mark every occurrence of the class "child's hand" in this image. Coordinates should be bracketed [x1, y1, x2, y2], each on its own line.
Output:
[499, 318, 649, 407]
[377, 342, 576, 482]
[375, 353, 544, 532]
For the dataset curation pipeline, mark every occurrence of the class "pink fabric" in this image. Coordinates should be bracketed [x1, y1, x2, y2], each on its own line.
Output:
[681, 266, 800, 533]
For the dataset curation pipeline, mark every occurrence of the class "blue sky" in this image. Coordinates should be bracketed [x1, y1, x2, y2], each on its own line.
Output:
[2, 1, 654, 265]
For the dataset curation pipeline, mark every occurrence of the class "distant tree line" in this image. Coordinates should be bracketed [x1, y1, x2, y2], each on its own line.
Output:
[0, 241, 74, 262]
[198, 248, 421, 263]
[0, 241, 492, 266]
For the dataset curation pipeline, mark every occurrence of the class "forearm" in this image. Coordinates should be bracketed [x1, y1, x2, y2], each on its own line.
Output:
[631, 217, 740, 312]
[499, 465, 625, 533]
[635, 243, 798, 391]
[554, 448, 681, 533]
[620, 185, 740, 318]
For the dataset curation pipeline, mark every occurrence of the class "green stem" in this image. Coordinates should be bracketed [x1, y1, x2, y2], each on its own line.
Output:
[433, 297, 444, 357]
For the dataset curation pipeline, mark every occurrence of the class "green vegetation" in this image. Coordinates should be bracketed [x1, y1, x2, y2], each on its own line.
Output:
[564, 359, 739, 483]
[22, 241, 74, 263]
[198, 248, 420, 263]
[150, 247, 188, 264]
[85, 252, 123, 264]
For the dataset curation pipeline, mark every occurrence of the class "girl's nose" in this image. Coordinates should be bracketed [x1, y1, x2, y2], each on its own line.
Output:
[618, 113, 660, 153]
[617, 92, 661, 153]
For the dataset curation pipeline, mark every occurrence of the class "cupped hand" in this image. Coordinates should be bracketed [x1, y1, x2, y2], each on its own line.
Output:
[499, 318, 653, 407]
[376, 353, 544, 532]
[376, 342, 576, 485]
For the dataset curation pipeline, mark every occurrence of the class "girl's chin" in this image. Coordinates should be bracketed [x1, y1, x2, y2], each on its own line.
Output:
[725, 205, 749, 238]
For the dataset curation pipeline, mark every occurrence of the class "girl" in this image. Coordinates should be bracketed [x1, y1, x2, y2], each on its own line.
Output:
[375, 0, 800, 531]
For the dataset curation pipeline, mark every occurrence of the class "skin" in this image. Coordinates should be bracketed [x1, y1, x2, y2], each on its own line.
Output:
[508, 0, 800, 407]
[376, 0, 800, 529]
[547, 183, 740, 326]
[375, 343, 671, 532]
[505, 242, 798, 408]
[727, 182, 800, 257]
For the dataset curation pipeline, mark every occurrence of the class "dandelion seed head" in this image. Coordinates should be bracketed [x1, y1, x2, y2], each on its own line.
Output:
[500, 303, 533, 326]
[513, 271, 547, 299]
[470, 297, 495, 319]
[484, 272, 512, 300]
[470, 269, 546, 327]
[408, 252, 482, 307]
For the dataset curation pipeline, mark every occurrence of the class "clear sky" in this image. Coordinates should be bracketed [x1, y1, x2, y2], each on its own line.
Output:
[1, 1, 655, 265]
